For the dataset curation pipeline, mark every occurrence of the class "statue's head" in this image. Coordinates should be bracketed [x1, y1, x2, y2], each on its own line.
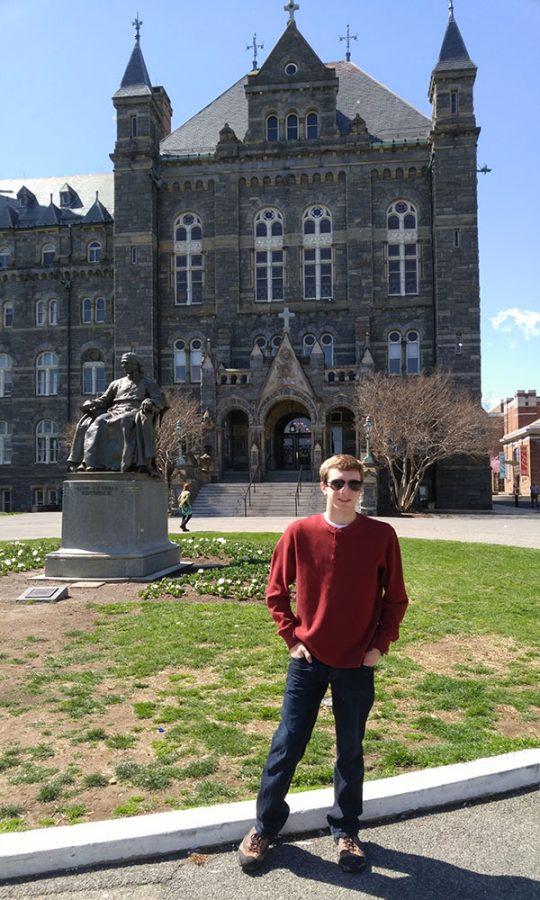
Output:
[121, 353, 143, 375]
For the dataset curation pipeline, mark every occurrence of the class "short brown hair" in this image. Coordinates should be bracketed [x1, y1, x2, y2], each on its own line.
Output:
[319, 454, 364, 484]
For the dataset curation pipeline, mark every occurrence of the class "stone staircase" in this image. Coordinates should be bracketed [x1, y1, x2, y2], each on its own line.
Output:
[191, 473, 325, 518]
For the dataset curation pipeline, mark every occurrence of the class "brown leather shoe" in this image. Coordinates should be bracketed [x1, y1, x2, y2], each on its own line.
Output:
[238, 827, 271, 870]
[336, 835, 367, 872]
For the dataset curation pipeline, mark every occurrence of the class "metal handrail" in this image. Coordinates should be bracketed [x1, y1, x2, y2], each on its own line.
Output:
[243, 465, 260, 517]
[294, 466, 304, 517]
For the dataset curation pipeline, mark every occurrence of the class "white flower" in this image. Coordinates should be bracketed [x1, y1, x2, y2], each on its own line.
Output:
[257, 550, 263, 555]
[197, 568, 204, 574]
[218, 538, 226, 544]
[32, 550, 39, 557]
[17, 549, 24, 556]
[218, 578, 225, 585]
[5, 558, 12, 565]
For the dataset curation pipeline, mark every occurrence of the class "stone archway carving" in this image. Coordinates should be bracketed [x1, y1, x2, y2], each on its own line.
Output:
[257, 391, 319, 428]
[216, 396, 255, 427]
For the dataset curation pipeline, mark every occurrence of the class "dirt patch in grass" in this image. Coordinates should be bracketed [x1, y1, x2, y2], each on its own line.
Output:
[495, 705, 540, 739]
[403, 634, 520, 676]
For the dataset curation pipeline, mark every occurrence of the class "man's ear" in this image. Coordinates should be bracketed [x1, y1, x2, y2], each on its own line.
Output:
[320, 481, 326, 495]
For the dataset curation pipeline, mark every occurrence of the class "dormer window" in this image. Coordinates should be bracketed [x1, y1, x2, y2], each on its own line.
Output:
[59, 184, 81, 209]
[284, 62, 298, 76]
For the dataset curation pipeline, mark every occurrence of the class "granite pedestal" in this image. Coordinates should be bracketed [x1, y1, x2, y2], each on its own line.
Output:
[45, 473, 180, 580]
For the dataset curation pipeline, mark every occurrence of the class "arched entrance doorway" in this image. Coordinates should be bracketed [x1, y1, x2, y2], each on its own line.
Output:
[222, 409, 249, 471]
[264, 400, 312, 472]
[326, 407, 356, 457]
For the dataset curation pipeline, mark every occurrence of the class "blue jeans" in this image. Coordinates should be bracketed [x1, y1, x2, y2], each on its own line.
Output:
[255, 654, 375, 839]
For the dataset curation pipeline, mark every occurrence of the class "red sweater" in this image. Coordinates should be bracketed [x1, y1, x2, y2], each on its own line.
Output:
[266, 513, 409, 668]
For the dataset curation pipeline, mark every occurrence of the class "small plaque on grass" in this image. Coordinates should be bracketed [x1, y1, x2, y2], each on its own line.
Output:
[17, 586, 68, 604]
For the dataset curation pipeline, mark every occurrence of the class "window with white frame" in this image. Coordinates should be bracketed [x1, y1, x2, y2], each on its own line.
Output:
[0, 421, 12, 464]
[174, 340, 186, 383]
[306, 112, 319, 139]
[287, 113, 299, 141]
[87, 241, 102, 263]
[83, 360, 105, 395]
[0, 487, 12, 511]
[49, 299, 58, 325]
[36, 352, 58, 396]
[255, 209, 284, 302]
[303, 206, 333, 300]
[42, 244, 56, 266]
[3, 303, 13, 328]
[254, 336, 267, 353]
[82, 298, 105, 324]
[190, 339, 203, 383]
[82, 298, 92, 324]
[406, 331, 420, 374]
[303, 334, 316, 357]
[388, 331, 402, 375]
[174, 213, 203, 305]
[266, 115, 279, 142]
[36, 420, 58, 464]
[321, 333, 334, 366]
[0, 353, 13, 398]
[387, 201, 418, 296]
[0, 249, 10, 269]
[270, 335, 282, 357]
[32, 485, 60, 509]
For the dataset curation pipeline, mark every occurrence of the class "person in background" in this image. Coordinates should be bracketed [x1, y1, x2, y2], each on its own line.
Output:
[530, 482, 539, 510]
[177, 482, 192, 532]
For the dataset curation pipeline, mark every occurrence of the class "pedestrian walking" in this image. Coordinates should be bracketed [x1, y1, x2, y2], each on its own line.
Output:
[177, 482, 192, 532]
[238, 454, 409, 874]
[531, 482, 539, 510]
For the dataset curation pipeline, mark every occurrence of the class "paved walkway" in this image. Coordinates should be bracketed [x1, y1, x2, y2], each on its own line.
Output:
[1, 790, 538, 899]
[2, 496, 539, 549]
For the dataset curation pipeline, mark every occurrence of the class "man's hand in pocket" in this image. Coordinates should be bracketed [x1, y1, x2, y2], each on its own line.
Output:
[290, 642, 312, 662]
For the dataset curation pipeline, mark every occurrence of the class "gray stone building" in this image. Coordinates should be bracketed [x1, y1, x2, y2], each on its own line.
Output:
[0, 6, 491, 511]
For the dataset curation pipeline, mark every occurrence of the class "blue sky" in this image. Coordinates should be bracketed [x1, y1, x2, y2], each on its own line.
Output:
[1, 0, 538, 407]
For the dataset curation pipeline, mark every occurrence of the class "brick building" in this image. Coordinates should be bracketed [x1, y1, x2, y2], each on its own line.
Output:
[0, 6, 491, 511]
[499, 391, 540, 498]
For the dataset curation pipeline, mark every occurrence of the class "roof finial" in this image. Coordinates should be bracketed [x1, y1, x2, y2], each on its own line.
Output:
[284, 1, 299, 26]
[132, 12, 143, 43]
[96, 190, 99, 200]
[448, 0, 455, 19]
[339, 24, 358, 63]
[246, 32, 264, 71]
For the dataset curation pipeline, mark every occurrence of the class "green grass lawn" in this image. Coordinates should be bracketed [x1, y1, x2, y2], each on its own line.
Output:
[0, 533, 538, 832]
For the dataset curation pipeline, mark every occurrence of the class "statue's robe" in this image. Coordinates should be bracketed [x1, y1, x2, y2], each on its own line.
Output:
[68, 375, 168, 472]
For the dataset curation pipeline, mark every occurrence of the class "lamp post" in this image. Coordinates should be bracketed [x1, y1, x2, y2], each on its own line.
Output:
[360, 415, 378, 516]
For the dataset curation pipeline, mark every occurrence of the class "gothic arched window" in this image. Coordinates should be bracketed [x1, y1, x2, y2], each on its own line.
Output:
[36, 352, 58, 396]
[388, 331, 402, 375]
[190, 339, 203, 383]
[303, 334, 316, 357]
[387, 201, 418, 296]
[42, 244, 56, 266]
[82, 352, 105, 395]
[286, 113, 299, 141]
[306, 112, 319, 139]
[406, 330, 420, 375]
[174, 340, 186, 383]
[303, 206, 333, 300]
[266, 115, 279, 142]
[320, 333, 334, 366]
[3, 303, 13, 328]
[87, 241, 102, 263]
[174, 213, 204, 305]
[254, 209, 284, 303]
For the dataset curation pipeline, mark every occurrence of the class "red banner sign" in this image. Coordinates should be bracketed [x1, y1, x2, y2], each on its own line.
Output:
[520, 444, 529, 477]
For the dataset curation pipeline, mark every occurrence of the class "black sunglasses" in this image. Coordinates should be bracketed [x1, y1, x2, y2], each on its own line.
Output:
[326, 478, 363, 492]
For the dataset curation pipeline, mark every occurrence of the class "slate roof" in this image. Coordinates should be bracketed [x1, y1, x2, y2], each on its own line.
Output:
[160, 61, 430, 158]
[120, 41, 152, 89]
[433, 14, 476, 73]
[0, 173, 114, 227]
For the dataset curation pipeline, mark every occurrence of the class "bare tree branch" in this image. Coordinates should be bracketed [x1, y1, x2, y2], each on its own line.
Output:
[356, 371, 490, 512]
[155, 388, 205, 491]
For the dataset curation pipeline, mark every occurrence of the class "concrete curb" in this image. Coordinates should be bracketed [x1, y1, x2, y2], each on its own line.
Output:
[1, 749, 538, 881]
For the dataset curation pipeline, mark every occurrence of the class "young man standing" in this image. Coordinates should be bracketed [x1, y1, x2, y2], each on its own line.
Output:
[238, 454, 409, 874]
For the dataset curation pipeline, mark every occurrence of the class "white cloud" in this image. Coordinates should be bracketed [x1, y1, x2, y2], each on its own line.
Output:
[490, 307, 540, 341]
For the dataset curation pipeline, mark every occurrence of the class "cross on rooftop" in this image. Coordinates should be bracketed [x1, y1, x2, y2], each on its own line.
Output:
[278, 307, 296, 332]
[339, 24, 358, 63]
[448, 0, 455, 18]
[132, 13, 143, 42]
[284, 1, 299, 25]
[246, 33, 264, 71]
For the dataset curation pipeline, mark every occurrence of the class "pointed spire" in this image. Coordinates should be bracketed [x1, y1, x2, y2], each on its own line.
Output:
[38, 197, 62, 226]
[119, 18, 152, 89]
[433, 4, 476, 73]
[84, 195, 113, 223]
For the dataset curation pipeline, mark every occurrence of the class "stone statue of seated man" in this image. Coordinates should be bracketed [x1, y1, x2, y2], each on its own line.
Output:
[67, 353, 168, 476]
